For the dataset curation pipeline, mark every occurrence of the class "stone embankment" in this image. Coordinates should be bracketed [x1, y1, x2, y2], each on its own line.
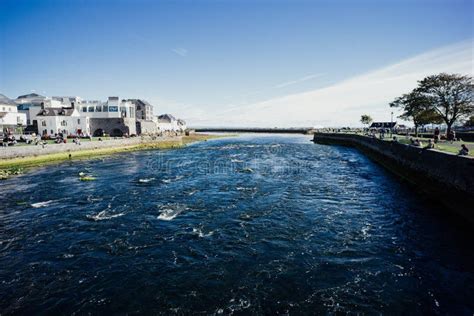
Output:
[313, 133, 474, 224]
[0, 136, 181, 160]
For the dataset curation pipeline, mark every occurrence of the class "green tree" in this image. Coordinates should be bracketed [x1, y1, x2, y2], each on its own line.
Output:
[416, 73, 473, 136]
[390, 90, 443, 137]
[360, 115, 373, 128]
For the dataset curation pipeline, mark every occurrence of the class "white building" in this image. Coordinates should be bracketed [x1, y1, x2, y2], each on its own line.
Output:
[36, 108, 90, 136]
[80, 97, 135, 119]
[157, 114, 179, 132]
[177, 119, 187, 132]
[128, 99, 154, 121]
[52, 96, 83, 111]
[80, 97, 137, 136]
[16, 93, 63, 128]
[0, 94, 27, 133]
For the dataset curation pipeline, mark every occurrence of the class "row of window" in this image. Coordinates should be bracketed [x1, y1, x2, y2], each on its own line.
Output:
[41, 119, 81, 127]
[81, 105, 135, 118]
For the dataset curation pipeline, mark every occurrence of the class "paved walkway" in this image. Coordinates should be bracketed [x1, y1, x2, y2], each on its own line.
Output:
[0, 136, 180, 160]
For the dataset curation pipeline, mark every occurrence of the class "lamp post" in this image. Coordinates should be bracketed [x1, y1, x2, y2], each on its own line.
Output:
[390, 111, 393, 137]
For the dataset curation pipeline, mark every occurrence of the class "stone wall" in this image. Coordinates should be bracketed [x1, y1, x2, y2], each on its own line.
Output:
[90, 118, 137, 137]
[136, 120, 158, 135]
[313, 133, 474, 224]
[0, 136, 181, 160]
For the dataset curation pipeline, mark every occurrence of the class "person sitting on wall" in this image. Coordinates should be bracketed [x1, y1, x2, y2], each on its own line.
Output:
[459, 144, 469, 156]
[410, 138, 422, 147]
[392, 136, 398, 143]
[425, 139, 435, 149]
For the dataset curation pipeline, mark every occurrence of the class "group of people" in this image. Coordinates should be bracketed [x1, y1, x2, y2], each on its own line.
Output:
[406, 135, 470, 156]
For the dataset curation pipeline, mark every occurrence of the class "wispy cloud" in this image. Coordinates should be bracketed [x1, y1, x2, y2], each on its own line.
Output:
[171, 48, 188, 57]
[273, 73, 324, 89]
[200, 39, 473, 127]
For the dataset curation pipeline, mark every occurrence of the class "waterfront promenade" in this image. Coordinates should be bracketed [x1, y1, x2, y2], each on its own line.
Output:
[0, 136, 180, 160]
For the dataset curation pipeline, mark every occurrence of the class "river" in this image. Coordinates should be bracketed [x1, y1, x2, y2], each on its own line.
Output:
[1, 134, 473, 314]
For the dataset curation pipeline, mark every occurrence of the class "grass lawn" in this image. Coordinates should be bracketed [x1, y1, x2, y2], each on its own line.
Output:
[386, 134, 474, 157]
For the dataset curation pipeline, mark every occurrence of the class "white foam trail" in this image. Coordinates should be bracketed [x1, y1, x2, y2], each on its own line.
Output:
[87, 210, 125, 221]
[138, 177, 155, 183]
[162, 175, 184, 184]
[31, 200, 56, 208]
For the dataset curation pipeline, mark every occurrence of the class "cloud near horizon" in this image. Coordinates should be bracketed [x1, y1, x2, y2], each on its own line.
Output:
[186, 39, 473, 127]
[171, 48, 188, 57]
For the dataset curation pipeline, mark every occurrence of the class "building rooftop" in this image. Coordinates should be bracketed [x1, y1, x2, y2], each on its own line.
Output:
[369, 122, 397, 128]
[158, 114, 177, 123]
[16, 93, 45, 99]
[0, 94, 17, 106]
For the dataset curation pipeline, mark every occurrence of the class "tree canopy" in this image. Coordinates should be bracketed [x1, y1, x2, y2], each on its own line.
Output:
[390, 90, 443, 136]
[416, 73, 473, 134]
[360, 115, 373, 126]
[390, 73, 473, 135]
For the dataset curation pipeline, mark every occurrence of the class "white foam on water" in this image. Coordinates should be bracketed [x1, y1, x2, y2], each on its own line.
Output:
[87, 210, 125, 221]
[192, 228, 214, 238]
[157, 204, 188, 221]
[162, 175, 184, 184]
[31, 200, 56, 208]
[138, 177, 155, 183]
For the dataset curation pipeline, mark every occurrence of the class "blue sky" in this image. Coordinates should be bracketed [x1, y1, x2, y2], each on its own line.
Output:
[0, 0, 472, 126]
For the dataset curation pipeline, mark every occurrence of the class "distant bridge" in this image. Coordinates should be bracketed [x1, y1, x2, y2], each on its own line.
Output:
[193, 127, 316, 134]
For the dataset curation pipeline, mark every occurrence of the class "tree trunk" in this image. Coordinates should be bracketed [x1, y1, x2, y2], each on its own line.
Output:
[446, 123, 453, 140]
[414, 124, 418, 138]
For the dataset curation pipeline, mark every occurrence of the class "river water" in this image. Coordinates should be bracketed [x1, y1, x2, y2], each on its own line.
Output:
[1, 134, 473, 314]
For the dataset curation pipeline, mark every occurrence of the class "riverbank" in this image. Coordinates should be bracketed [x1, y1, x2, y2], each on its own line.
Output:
[313, 133, 474, 225]
[0, 134, 223, 179]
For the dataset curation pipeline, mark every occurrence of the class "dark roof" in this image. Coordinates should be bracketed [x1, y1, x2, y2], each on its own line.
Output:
[158, 114, 177, 122]
[127, 99, 153, 108]
[0, 94, 17, 106]
[177, 119, 186, 125]
[17, 93, 45, 99]
[369, 122, 397, 128]
[37, 108, 75, 116]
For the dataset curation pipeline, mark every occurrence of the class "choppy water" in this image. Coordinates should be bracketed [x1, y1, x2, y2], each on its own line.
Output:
[1, 134, 473, 314]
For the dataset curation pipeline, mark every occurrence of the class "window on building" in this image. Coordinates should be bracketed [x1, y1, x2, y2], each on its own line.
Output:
[82, 106, 87, 112]
[2, 107, 4, 111]
[95, 105, 102, 112]
[61, 120, 67, 126]
[109, 106, 118, 112]
[129, 107, 135, 118]
[88, 106, 95, 112]
[103, 105, 108, 112]
[41, 121, 46, 126]
[120, 107, 127, 117]
[77, 119, 81, 124]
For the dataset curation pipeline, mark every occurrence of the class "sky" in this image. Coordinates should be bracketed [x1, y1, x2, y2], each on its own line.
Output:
[0, 0, 472, 127]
